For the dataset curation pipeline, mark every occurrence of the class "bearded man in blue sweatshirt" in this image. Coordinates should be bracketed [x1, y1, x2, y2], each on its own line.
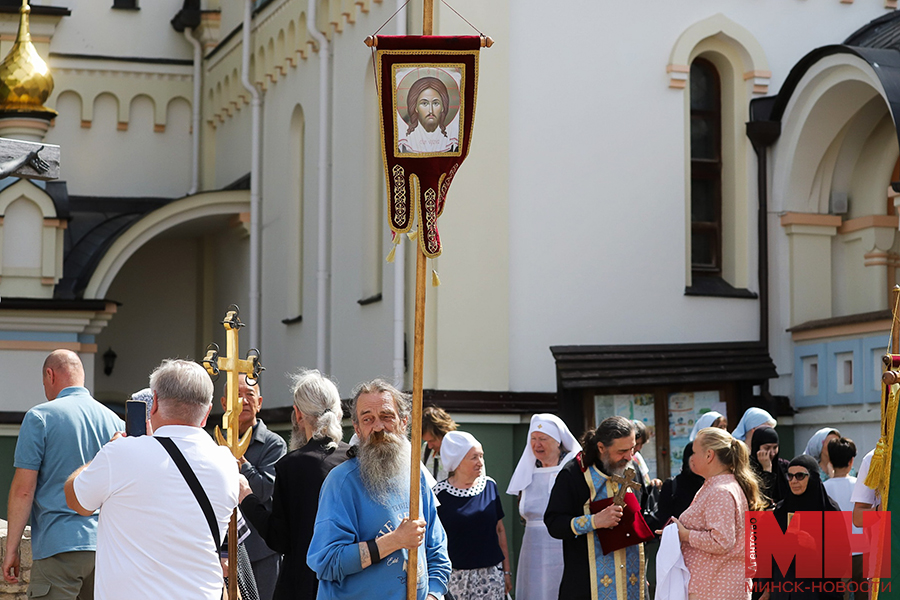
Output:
[308, 379, 450, 600]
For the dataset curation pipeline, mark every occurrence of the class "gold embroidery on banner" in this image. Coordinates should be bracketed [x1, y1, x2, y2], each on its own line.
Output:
[392, 164, 407, 228]
[629, 574, 637, 586]
[424, 188, 438, 255]
[583, 467, 599, 600]
[600, 575, 612, 588]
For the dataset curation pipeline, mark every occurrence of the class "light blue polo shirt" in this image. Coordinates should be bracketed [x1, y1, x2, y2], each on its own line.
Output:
[14, 386, 124, 560]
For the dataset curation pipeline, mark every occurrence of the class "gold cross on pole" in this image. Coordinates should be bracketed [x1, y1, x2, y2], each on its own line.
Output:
[609, 467, 641, 507]
[201, 305, 264, 458]
[200, 304, 264, 600]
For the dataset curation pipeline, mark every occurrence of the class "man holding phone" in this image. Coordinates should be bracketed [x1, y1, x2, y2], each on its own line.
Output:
[3, 349, 123, 600]
[64, 359, 239, 600]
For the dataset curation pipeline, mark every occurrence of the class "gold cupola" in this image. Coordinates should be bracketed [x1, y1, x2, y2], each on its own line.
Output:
[0, 0, 56, 115]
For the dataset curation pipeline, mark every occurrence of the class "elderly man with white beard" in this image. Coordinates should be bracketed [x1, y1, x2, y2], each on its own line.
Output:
[307, 379, 451, 600]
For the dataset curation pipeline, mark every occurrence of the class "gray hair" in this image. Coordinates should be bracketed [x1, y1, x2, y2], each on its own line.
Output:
[291, 369, 343, 448]
[350, 379, 411, 430]
[149, 360, 214, 425]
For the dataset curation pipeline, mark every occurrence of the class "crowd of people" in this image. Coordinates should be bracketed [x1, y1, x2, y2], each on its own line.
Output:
[0, 349, 885, 600]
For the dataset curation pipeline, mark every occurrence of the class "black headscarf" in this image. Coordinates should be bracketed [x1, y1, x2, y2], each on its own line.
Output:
[667, 443, 705, 517]
[778, 454, 840, 515]
[750, 427, 790, 506]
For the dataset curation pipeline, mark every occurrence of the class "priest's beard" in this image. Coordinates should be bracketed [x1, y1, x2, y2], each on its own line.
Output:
[289, 412, 307, 451]
[358, 430, 411, 507]
[599, 453, 628, 477]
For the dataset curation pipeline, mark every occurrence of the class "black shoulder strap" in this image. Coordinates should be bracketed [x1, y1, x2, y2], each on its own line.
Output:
[155, 436, 221, 550]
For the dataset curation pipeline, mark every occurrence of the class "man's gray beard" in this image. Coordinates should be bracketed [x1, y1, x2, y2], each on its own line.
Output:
[289, 422, 307, 452]
[358, 430, 411, 506]
[601, 455, 626, 477]
[289, 412, 307, 451]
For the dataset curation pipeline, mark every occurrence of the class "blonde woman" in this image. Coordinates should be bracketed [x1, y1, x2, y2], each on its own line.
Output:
[669, 427, 765, 600]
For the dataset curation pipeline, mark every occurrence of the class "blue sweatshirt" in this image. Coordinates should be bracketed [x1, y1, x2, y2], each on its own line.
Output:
[308, 457, 450, 600]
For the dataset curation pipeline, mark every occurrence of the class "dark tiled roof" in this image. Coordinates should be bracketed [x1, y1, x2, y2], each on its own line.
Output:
[551, 342, 777, 389]
[56, 193, 174, 299]
[845, 11, 900, 49]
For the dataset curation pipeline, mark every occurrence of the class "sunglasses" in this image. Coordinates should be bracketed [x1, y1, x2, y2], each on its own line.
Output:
[786, 472, 809, 481]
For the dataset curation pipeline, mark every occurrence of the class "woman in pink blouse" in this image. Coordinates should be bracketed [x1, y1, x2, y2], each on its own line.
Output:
[671, 427, 765, 600]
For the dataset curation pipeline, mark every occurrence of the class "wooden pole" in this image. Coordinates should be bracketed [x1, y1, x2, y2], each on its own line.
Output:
[407, 5, 434, 598]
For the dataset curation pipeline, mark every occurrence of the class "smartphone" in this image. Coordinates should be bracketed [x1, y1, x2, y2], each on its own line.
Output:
[125, 400, 147, 437]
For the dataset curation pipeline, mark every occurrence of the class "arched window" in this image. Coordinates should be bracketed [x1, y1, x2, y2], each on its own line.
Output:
[690, 58, 722, 277]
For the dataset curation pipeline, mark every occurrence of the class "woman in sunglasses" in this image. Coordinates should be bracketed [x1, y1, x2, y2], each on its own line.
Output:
[759, 455, 842, 600]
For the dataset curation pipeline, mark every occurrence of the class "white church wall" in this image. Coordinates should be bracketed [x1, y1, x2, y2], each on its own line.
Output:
[93, 237, 202, 402]
[45, 87, 193, 198]
[49, 0, 190, 60]
[0, 350, 56, 412]
[317, 5, 397, 392]
[504, 2, 891, 392]
[254, 73, 319, 395]
[428, 0, 511, 393]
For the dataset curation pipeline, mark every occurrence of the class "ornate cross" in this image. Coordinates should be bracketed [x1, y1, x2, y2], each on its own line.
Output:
[610, 467, 641, 506]
[200, 305, 263, 600]
[201, 304, 264, 459]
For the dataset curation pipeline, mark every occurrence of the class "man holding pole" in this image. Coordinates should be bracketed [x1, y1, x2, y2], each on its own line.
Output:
[307, 379, 450, 600]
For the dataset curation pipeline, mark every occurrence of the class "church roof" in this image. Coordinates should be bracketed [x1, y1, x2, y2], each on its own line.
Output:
[56, 192, 173, 299]
[845, 11, 900, 49]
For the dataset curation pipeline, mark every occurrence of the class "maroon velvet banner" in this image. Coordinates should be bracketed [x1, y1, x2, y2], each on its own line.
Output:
[375, 35, 481, 258]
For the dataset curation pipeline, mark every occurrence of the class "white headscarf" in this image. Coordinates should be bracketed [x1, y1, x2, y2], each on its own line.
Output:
[689, 411, 723, 442]
[803, 427, 840, 461]
[731, 407, 776, 442]
[506, 414, 582, 495]
[440, 431, 480, 473]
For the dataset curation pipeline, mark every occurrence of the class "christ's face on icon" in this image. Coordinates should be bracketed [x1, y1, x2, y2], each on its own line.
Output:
[416, 88, 444, 132]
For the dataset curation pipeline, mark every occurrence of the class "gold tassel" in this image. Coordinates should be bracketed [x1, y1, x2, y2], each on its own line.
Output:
[865, 439, 887, 491]
[432, 269, 441, 287]
[385, 234, 401, 263]
[407, 230, 418, 241]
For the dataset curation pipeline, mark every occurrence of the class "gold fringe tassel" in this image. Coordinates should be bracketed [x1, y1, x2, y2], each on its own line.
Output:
[867, 383, 900, 500]
[407, 230, 418, 241]
[385, 234, 401, 263]
[432, 269, 441, 287]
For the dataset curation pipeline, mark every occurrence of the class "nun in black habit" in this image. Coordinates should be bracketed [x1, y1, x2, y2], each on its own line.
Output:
[760, 455, 844, 600]
[750, 426, 790, 508]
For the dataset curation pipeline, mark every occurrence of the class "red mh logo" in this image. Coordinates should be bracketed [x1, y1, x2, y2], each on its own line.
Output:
[745, 511, 891, 579]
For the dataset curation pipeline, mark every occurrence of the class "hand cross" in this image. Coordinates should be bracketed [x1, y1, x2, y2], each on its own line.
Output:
[610, 467, 641, 506]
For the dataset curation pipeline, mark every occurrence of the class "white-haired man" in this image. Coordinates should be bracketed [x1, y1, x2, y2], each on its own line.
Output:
[240, 369, 350, 600]
[64, 359, 239, 600]
[308, 379, 451, 600]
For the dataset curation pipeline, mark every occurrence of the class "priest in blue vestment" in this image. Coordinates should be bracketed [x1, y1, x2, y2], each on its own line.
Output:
[545, 416, 648, 600]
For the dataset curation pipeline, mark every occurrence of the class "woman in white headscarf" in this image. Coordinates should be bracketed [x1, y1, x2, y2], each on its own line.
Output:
[435, 431, 512, 600]
[689, 410, 727, 442]
[803, 427, 841, 481]
[505, 414, 581, 600]
[731, 407, 776, 449]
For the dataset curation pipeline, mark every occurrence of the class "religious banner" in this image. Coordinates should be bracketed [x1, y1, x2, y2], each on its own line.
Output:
[374, 35, 481, 258]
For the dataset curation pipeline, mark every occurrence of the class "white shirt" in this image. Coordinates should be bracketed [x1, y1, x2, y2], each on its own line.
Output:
[824, 475, 862, 540]
[74, 425, 238, 600]
[850, 450, 880, 508]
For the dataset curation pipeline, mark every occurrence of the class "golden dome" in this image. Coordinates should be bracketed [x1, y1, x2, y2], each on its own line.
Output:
[0, 0, 56, 114]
